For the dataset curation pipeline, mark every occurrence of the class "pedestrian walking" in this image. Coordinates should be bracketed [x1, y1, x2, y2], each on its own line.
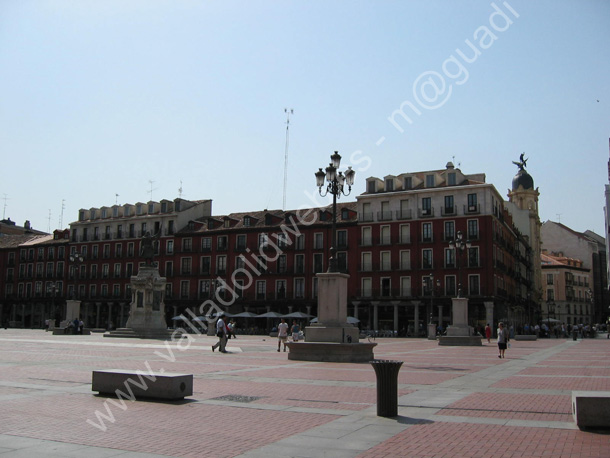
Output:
[277, 318, 289, 352]
[497, 322, 509, 358]
[485, 323, 491, 343]
[212, 315, 227, 353]
[291, 320, 300, 342]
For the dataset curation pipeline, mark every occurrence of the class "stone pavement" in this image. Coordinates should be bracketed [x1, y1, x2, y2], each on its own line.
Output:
[0, 329, 608, 457]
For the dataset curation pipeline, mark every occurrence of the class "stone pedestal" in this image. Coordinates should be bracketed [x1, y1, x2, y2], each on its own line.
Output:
[65, 300, 81, 323]
[439, 297, 481, 346]
[289, 272, 376, 362]
[105, 266, 173, 340]
[427, 323, 437, 340]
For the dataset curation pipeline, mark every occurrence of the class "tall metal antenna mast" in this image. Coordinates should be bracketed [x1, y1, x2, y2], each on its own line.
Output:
[148, 180, 157, 201]
[47, 209, 52, 233]
[283, 108, 293, 210]
[59, 199, 65, 229]
[178, 180, 183, 199]
[115, 193, 119, 205]
[2, 194, 8, 220]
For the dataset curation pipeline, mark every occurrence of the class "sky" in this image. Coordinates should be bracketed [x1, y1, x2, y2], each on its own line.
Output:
[1, 0, 609, 236]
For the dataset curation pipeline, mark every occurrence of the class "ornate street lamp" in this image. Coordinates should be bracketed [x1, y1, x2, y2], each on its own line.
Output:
[69, 251, 85, 299]
[315, 151, 355, 272]
[448, 231, 471, 298]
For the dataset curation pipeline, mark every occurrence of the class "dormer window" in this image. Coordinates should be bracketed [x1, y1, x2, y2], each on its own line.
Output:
[367, 181, 376, 193]
[148, 203, 155, 213]
[341, 208, 349, 220]
[385, 179, 394, 191]
[425, 175, 435, 187]
[244, 216, 251, 227]
[448, 172, 456, 185]
[404, 177, 412, 189]
[224, 219, 230, 228]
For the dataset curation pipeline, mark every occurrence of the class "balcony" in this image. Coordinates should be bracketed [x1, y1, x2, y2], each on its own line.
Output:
[441, 206, 457, 216]
[377, 211, 393, 222]
[418, 208, 434, 218]
[465, 204, 480, 215]
[395, 209, 412, 220]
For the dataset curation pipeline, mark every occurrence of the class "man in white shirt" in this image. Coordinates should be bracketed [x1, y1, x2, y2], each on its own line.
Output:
[277, 319, 289, 352]
[212, 316, 227, 353]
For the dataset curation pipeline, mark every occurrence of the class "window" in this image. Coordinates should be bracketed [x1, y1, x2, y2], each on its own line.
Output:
[381, 278, 391, 297]
[236, 256, 245, 270]
[257, 256, 267, 273]
[362, 226, 372, 246]
[468, 247, 479, 268]
[400, 250, 411, 270]
[445, 276, 456, 296]
[445, 248, 455, 268]
[444, 221, 455, 241]
[380, 226, 391, 245]
[90, 265, 98, 279]
[367, 181, 376, 193]
[102, 264, 109, 278]
[113, 263, 121, 278]
[46, 263, 53, 277]
[180, 281, 189, 299]
[236, 234, 247, 251]
[295, 234, 305, 250]
[200, 256, 211, 275]
[164, 261, 172, 277]
[103, 244, 110, 258]
[380, 201, 391, 220]
[201, 238, 212, 251]
[467, 219, 478, 240]
[113, 284, 121, 297]
[276, 280, 286, 299]
[385, 178, 394, 191]
[448, 172, 456, 185]
[182, 238, 192, 252]
[199, 280, 211, 299]
[468, 275, 480, 295]
[216, 255, 227, 275]
[422, 249, 433, 269]
[276, 233, 288, 248]
[166, 240, 174, 255]
[217, 236, 228, 250]
[126, 263, 134, 277]
[400, 277, 411, 297]
[294, 278, 305, 299]
[277, 254, 287, 273]
[313, 253, 323, 273]
[362, 252, 372, 271]
[425, 174, 435, 187]
[115, 243, 123, 257]
[546, 274, 554, 285]
[181, 257, 192, 275]
[380, 252, 391, 271]
[547, 289, 555, 301]
[244, 216, 251, 227]
[337, 230, 347, 248]
[361, 278, 372, 297]
[295, 254, 305, 274]
[314, 233, 324, 249]
[256, 280, 266, 300]
[337, 252, 347, 272]
[421, 197, 432, 216]
[127, 243, 134, 257]
[400, 224, 410, 244]
[258, 233, 269, 249]
[467, 194, 478, 212]
[422, 222, 432, 242]
[404, 176, 412, 189]
[444, 196, 454, 214]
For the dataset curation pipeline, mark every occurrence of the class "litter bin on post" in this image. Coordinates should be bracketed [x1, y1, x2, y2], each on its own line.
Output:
[370, 360, 403, 417]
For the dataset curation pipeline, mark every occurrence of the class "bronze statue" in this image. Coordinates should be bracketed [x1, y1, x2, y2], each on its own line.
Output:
[512, 153, 528, 171]
[140, 228, 161, 266]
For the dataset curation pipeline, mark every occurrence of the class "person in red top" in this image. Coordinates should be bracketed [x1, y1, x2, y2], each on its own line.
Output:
[485, 323, 492, 343]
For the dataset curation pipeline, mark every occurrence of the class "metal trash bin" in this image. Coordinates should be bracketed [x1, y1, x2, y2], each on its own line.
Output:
[370, 359, 403, 417]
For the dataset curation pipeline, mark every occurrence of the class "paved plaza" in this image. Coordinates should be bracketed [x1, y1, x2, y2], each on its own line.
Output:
[0, 329, 608, 457]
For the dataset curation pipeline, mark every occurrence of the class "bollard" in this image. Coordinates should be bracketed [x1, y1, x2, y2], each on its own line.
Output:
[370, 360, 403, 417]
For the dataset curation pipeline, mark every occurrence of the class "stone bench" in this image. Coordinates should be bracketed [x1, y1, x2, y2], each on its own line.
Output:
[92, 370, 193, 401]
[514, 335, 537, 341]
[572, 391, 610, 430]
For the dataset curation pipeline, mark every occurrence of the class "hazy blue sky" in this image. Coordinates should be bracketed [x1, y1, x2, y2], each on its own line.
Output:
[1, 0, 609, 235]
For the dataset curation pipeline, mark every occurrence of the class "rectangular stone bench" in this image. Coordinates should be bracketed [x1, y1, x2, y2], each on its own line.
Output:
[515, 335, 537, 341]
[92, 370, 193, 401]
[572, 391, 610, 430]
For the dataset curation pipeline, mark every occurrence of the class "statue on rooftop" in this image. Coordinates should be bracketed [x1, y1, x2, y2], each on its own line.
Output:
[512, 153, 528, 171]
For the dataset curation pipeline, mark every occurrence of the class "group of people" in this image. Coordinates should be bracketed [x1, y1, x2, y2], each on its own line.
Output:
[212, 317, 302, 354]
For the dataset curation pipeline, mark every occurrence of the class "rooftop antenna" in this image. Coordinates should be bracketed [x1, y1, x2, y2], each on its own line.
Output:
[115, 193, 119, 205]
[148, 180, 157, 201]
[283, 108, 293, 210]
[556, 213, 562, 223]
[59, 199, 65, 229]
[2, 194, 8, 219]
[178, 180, 184, 199]
[47, 209, 52, 233]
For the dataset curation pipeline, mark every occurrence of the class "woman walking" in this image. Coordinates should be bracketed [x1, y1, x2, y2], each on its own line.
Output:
[497, 322, 509, 358]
